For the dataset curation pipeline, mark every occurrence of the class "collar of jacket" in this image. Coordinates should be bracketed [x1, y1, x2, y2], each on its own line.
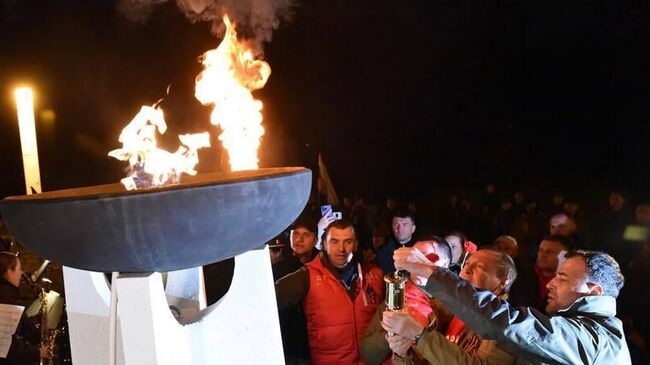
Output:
[556, 295, 617, 318]
[317, 251, 358, 281]
[387, 236, 414, 249]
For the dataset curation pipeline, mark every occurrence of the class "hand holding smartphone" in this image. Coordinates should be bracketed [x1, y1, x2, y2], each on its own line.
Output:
[321, 205, 342, 220]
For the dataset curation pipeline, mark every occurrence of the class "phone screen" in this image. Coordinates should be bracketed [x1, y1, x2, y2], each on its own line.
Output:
[320, 205, 332, 217]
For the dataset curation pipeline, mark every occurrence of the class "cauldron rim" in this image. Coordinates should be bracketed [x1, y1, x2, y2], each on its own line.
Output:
[2, 167, 306, 203]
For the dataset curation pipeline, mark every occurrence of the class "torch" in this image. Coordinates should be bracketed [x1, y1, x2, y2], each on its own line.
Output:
[383, 270, 408, 336]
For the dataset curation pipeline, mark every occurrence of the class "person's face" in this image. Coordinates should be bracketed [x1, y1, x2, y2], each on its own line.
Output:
[495, 239, 518, 258]
[386, 198, 397, 210]
[549, 215, 576, 237]
[609, 193, 625, 211]
[460, 251, 505, 295]
[553, 195, 565, 205]
[486, 184, 495, 194]
[324, 227, 357, 268]
[536, 240, 565, 272]
[546, 257, 596, 314]
[501, 201, 512, 211]
[449, 195, 458, 205]
[526, 201, 537, 213]
[5, 257, 22, 287]
[392, 217, 415, 243]
[290, 227, 316, 256]
[411, 241, 450, 285]
[563, 202, 579, 215]
[635, 204, 650, 225]
[514, 192, 525, 204]
[445, 235, 463, 264]
[372, 235, 387, 249]
[408, 202, 417, 212]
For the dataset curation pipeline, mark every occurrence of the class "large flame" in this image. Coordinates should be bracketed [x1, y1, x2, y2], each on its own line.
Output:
[195, 15, 271, 171]
[109, 105, 210, 190]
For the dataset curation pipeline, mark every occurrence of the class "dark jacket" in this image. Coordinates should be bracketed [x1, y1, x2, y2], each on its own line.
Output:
[0, 278, 40, 365]
[271, 248, 319, 360]
[375, 237, 415, 274]
[421, 268, 631, 365]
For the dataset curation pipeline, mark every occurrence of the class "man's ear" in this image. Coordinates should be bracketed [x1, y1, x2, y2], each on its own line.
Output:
[587, 283, 604, 296]
[494, 280, 506, 296]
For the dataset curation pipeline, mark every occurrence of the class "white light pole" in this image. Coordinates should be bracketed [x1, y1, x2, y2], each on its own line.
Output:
[14, 86, 42, 195]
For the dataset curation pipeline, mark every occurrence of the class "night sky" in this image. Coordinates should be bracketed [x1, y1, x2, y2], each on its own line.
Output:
[1, 0, 650, 204]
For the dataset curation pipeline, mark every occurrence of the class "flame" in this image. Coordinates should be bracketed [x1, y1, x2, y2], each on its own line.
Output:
[195, 15, 271, 171]
[109, 105, 210, 190]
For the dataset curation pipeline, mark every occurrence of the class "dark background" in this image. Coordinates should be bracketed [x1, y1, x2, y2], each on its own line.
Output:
[1, 0, 649, 205]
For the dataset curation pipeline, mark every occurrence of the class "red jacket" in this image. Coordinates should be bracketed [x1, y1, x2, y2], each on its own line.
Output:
[304, 255, 384, 365]
[376, 282, 436, 365]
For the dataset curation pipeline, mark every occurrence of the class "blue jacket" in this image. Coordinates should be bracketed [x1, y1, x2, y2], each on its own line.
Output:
[375, 236, 414, 274]
[421, 268, 631, 365]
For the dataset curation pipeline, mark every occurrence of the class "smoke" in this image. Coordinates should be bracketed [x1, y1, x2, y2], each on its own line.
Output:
[117, 0, 294, 49]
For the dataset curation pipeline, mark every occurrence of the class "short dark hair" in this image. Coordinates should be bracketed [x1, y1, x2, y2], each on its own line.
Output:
[445, 230, 468, 253]
[392, 210, 415, 225]
[323, 219, 357, 242]
[292, 215, 317, 233]
[479, 248, 518, 293]
[0, 251, 18, 276]
[542, 234, 573, 251]
[565, 250, 624, 298]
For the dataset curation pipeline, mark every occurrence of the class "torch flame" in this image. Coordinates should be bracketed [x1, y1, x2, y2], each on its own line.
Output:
[108, 105, 210, 190]
[195, 15, 271, 171]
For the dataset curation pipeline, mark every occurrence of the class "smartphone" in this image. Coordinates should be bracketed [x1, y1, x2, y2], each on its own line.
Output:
[332, 211, 342, 220]
[320, 205, 332, 217]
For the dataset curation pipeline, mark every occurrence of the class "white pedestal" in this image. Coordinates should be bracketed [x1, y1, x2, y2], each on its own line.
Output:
[63, 247, 284, 364]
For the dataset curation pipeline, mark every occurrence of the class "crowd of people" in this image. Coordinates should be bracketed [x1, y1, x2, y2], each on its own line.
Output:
[0, 184, 647, 364]
[270, 187, 649, 364]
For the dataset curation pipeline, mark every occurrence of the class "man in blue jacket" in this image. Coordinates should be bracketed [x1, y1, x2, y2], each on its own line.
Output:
[375, 211, 416, 273]
[392, 248, 631, 364]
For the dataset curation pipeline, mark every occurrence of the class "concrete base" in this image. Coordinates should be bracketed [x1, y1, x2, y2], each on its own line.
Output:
[63, 247, 284, 364]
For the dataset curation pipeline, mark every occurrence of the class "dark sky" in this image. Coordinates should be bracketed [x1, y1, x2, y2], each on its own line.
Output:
[1, 0, 650, 203]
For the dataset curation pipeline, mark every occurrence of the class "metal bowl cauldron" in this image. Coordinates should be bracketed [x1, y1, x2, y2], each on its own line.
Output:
[0, 167, 311, 272]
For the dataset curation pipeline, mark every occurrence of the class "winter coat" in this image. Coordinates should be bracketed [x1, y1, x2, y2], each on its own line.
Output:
[275, 253, 384, 365]
[420, 267, 631, 365]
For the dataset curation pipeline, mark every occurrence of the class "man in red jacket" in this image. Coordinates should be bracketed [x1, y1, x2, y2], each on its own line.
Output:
[275, 219, 385, 365]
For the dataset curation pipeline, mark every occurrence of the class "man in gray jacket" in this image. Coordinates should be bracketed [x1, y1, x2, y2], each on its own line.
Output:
[392, 248, 631, 364]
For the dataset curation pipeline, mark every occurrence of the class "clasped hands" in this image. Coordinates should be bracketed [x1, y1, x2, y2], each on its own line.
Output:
[381, 310, 424, 356]
[381, 247, 441, 356]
